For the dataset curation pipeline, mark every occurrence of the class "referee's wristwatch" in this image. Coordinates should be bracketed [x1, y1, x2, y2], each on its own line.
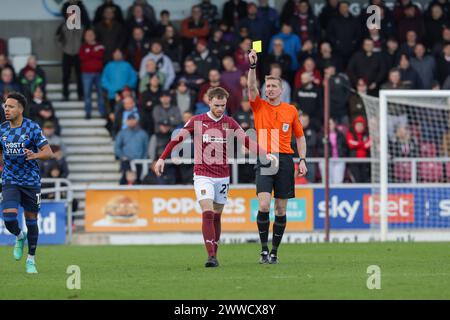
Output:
[299, 158, 307, 165]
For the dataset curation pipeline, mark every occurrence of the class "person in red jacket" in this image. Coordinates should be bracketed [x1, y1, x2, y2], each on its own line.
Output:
[346, 115, 371, 182]
[180, 5, 210, 58]
[79, 29, 106, 119]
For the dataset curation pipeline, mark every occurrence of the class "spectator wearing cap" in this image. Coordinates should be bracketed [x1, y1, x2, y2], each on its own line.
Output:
[139, 40, 175, 90]
[114, 113, 149, 184]
[94, 0, 124, 25]
[178, 58, 205, 94]
[126, 0, 157, 27]
[126, 4, 156, 39]
[410, 43, 436, 89]
[79, 29, 106, 119]
[127, 27, 151, 71]
[398, 53, 423, 89]
[174, 78, 196, 115]
[155, 10, 174, 38]
[263, 38, 292, 81]
[29, 86, 61, 135]
[181, 5, 210, 59]
[199, 0, 219, 27]
[316, 41, 343, 74]
[152, 91, 183, 132]
[0, 68, 20, 95]
[113, 96, 140, 136]
[238, 2, 272, 47]
[269, 22, 301, 72]
[292, 72, 322, 130]
[397, 4, 425, 43]
[94, 5, 126, 62]
[42, 121, 67, 155]
[139, 59, 165, 94]
[187, 39, 220, 79]
[101, 49, 137, 106]
[162, 25, 183, 73]
[222, 0, 248, 30]
[18, 56, 47, 90]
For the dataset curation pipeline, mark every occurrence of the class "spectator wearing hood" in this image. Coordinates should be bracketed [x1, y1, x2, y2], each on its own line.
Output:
[346, 116, 371, 183]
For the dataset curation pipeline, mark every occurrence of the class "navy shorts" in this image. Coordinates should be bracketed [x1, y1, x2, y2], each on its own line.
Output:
[1, 184, 41, 213]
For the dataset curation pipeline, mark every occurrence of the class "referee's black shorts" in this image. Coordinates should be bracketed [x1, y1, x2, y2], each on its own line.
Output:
[255, 153, 295, 199]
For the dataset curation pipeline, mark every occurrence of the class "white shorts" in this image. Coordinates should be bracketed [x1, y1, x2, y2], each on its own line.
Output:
[193, 175, 230, 204]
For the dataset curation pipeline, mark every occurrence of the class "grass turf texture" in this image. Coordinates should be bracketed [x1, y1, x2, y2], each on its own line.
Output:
[1, 242, 450, 299]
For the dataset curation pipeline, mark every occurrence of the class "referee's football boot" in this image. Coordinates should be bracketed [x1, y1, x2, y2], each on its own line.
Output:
[268, 253, 279, 264]
[205, 256, 219, 268]
[259, 251, 269, 264]
[13, 232, 27, 261]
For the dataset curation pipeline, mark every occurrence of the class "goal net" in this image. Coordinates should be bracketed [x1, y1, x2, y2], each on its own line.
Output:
[360, 90, 450, 241]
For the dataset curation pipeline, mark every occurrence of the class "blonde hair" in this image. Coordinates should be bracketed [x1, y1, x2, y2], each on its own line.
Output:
[265, 75, 283, 88]
[206, 86, 230, 100]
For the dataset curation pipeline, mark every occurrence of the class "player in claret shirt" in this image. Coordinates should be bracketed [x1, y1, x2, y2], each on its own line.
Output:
[154, 87, 277, 268]
[0, 92, 53, 274]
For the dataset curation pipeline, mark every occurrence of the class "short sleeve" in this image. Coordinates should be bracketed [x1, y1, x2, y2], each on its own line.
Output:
[32, 124, 48, 148]
[249, 94, 263, 113]
[292, 109, 304, 138]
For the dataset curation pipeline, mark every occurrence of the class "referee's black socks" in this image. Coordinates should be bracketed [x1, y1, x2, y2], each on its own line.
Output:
[3, 212, 21, 236]
[256, 211, 270, 252]
[271, 215, 287, 255]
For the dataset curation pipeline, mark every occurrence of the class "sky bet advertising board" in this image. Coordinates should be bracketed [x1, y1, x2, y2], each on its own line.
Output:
[314, 188, 450, 229]
[0, 202, 66, 245]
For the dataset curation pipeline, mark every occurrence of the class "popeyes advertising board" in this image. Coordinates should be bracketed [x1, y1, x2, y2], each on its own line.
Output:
[85, 188, 314, 232]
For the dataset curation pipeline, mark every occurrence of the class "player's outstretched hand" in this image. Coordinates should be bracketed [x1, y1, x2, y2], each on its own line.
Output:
[248, 49, 257, 65]
[266, 153, 279, 167]
[296, 160, 308, 177]
[153, 159, 165, 177]
[24, 149, 38, 160]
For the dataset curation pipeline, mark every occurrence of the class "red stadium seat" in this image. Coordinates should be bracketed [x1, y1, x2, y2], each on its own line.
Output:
[393, 162, 412, 182]
[418, 143, 443, 182]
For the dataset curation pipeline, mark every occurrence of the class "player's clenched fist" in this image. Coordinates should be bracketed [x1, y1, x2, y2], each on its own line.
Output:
[153, 159, 165, 177]
[248, 49, 257, 65]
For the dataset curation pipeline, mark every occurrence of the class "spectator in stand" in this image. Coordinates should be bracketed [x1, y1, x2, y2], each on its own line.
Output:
[40, 145, 69, 181]
[263, 38, 292, 82]
[399, 30, 417, 58]
[393, 0, 422, 23]
[29, 86, 61, 135]
[389, 123, 419, 182]
[427, 0, 450, 18]
[324, 65, 351, 125]
[19, 67, 45, 102]
[126, 3, 155, 39]
[62, 0, 90, 28]
[127, 27, 151, 72]
[410, 43, 436, 89]
[55, 10, 84, 101]
[397, 4, 425, 43]
[318, 0, 339, 36]
[269, 22, 301, 72]
[346, 116, 371, 183]
[121, 170, 140, 186]
[218, 20, 236, 44]
[101, 49, 137, 108]
[139, 59, 165, 94]
[174, 78, 196, 115]
[290, 0, 320, 45]
[197, 68, 237, 114]
[383, 37, 401, 70]
[0, 54, 15, 79]
[179, 58, 205, 94]
[361, 1, 396, 39]
[432, 27, 450, 58]
[126, 0, 157, 28]
[347, 38, 386, 95]
[316, 41, 343, 74]
[297, 40, 317, 68]
[152, 91, 183, 132]
[348, 78, 368, 121]
[162, 25, 183, 74]
[221, 56, 242, 99]
[326, 1, 361, 68]
[294, 57, 322, 90]
[261, 63, 291, 103]
[238, 2, 272, 47]
[42, 121, 67, 155]
[194, 92, 211, 115]
[114, 113, 149, 184]
[155, 10, 174, 38]
[139, 75, 161, 136]
[293, 72, 322, 130]
[398, 53, 423, 89]
[93, 0, 124, 25]
[181, 5, 210, 59]
[425, 3, 450, 50]
[257, 0, 279, 36]
[113, 96, 140, 136]
[79, 29, 106, 119]
[381, 68, 409, 89]
[199, 0, 219, 27]
[297, 113, 317, 183]
[208, 27, 233, 61]
[437, 43, 450, 85]
[365, 27, 385, 54]
[237, 72, 250, 105]
[222, 0, 248, 30]
[94, 6, 126, 62]
[0, 68, 20, 95]
[139, 40, 175, 90]
[18, 56, 47, 90]
[318, 117, 348, 184]
[187, 39, 220, 79]
[233, 37, 252, 74]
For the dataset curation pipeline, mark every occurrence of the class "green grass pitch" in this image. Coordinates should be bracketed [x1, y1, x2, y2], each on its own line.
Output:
[1, 242, 450, 299]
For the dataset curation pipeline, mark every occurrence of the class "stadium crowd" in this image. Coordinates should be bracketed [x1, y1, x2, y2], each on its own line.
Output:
[2, 0, 450, 185]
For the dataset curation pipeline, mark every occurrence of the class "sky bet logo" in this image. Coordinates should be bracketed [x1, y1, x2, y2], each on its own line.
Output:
[363, 194, 415, 224]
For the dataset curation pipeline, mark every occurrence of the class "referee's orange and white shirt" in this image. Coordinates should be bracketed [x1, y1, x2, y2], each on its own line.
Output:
[249, 94, 304, 154]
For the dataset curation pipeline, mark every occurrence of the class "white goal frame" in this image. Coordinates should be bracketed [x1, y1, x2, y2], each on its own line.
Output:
[379, 90, 450, 241]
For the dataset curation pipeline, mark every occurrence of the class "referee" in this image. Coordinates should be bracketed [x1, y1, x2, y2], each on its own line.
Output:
[247, 49, 307, 264]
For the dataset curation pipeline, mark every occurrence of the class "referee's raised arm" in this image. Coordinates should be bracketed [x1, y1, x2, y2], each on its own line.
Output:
[247, 49, 259, 101]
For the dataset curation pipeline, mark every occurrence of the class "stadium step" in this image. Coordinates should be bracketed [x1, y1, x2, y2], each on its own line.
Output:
[55, 110, 102, 119]
[67, 154, 116, 163]
[70, 163, 119, 172]
[66, 145, 114, 154]
[46, 83, 76, 92]
[52, 101, 85, 109]
[62, 136, 112, 145]
[61, 127, 110, 137]
[59, 118, 106, 127]
[68, 172, 122, 182]
[47, 92, 98, 101]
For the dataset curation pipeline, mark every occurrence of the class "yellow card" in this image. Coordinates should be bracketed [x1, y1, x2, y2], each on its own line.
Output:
[252, 40, 262, 53]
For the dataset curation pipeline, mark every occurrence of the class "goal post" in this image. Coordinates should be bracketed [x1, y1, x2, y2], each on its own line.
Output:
[361, 90, 450, 241]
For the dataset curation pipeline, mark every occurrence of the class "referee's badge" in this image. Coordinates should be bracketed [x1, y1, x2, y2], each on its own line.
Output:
[282, 123, 290, 132]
